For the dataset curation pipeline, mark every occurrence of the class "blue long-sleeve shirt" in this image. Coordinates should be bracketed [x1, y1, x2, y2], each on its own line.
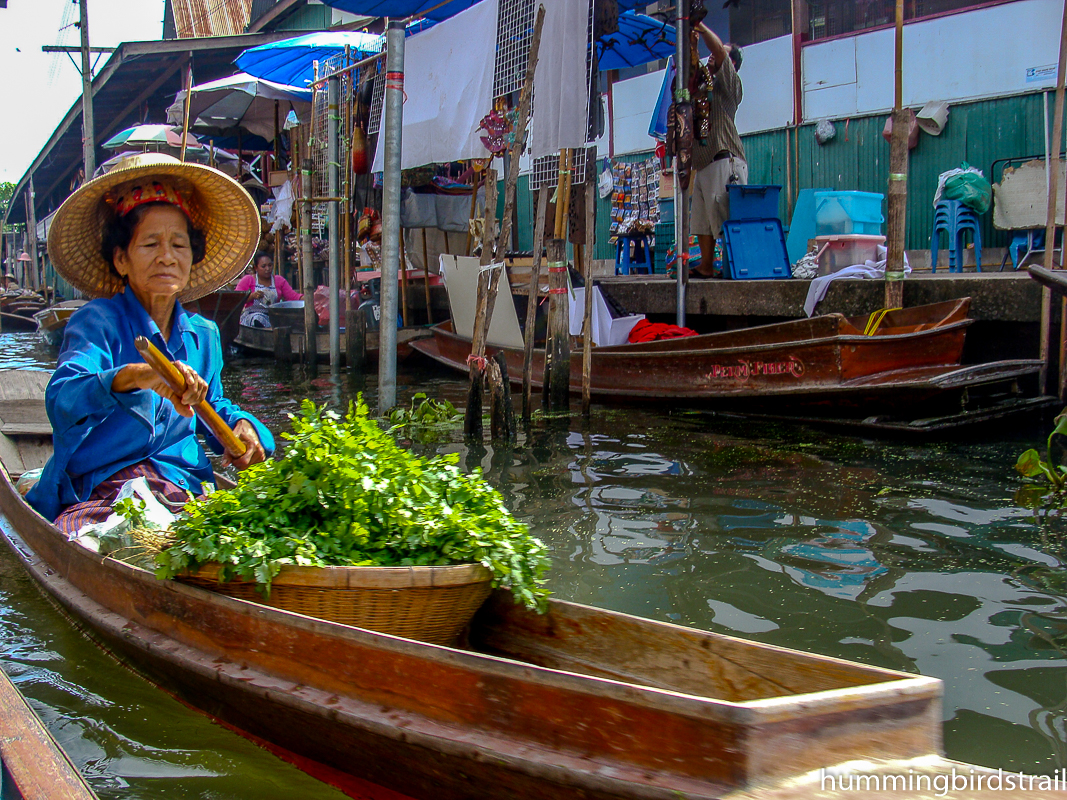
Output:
[27, 288, 275, 522]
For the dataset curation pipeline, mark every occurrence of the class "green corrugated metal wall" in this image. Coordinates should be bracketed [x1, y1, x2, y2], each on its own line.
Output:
[507, 90, 1059, 261]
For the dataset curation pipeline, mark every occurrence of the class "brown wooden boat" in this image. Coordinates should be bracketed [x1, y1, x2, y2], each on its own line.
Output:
[412, 298, 1046, 418]
[234, 322, 431, 364]
[33, 300, 88, 346]
[0, 664, 98, 800]
[0, 370, 955, 800]
[184, 289, 250, 350]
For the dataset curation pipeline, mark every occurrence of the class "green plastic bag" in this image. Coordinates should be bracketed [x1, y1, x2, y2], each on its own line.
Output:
[943, 163, 992, 214]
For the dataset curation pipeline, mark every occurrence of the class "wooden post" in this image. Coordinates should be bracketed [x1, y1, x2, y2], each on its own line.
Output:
[582, 147, 596, 417]
[421, 227, 433, 325]
[274, 327, 292, 363]
[487, 351, 515, 441]
[523, 185, 550, 424]
[544, 235, 570, 414]
[884, 0, 907, 310]
[464, 168, 498, 437]
[465, 167, 482, 257]
[300, 157, 318, 365]
[346, 305, 366, 371]
[399, 229, 410, 327]
[466, 5, 545, 437]
[1043, 0, 1067, 396]
[180, 63, 193, 164]
[24, 180, 39, 292]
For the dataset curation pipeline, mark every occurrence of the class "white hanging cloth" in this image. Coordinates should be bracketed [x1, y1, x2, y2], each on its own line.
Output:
[372, 0, 499, 172]
[529, 0, 590, 158]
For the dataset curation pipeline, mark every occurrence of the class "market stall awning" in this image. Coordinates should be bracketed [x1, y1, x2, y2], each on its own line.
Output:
[235, 31, 384, 88]
[597, 12, 676, 71]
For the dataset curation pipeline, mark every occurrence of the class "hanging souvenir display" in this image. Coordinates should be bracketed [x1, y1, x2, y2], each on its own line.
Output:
[608, 157, 661, 239]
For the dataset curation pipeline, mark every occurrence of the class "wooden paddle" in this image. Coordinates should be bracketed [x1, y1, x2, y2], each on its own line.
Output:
[133, 336, 246, 456]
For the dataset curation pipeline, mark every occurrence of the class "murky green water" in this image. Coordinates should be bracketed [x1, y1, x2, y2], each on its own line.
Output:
[3, 330, 1067, 796]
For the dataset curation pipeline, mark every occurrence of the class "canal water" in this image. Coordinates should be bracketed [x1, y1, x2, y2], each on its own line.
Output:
[2, 330, 1067, 797]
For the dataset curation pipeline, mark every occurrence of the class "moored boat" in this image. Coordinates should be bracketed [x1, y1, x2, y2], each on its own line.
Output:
[412, 298, 1048, 421]
[0, 368, 959, 800]
[33, 300, 89, 346]
[0, 663, 98, 800]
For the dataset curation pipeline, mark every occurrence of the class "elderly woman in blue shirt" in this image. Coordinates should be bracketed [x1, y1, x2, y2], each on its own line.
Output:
[28, 154, 272, 532]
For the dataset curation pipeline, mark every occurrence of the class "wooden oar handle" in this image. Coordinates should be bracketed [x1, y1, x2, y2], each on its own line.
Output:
[134, 336, 246, 457]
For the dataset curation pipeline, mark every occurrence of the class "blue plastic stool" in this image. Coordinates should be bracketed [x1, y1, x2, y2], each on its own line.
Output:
[931, 199, 982, 273]
[615, 234, 653, 275]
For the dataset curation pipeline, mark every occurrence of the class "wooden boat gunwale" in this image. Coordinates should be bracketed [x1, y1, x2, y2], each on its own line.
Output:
[0, 375, 945, 797]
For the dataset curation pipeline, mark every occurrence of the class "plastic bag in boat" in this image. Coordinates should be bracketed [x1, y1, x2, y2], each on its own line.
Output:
[15, 468, 43, 497]
[71, 476, 179, 553]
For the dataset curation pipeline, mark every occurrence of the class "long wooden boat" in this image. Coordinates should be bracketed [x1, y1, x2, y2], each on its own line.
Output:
[234, 322, 431, 364]
[33, 300, 88, 347]
[0, 370, 958, 800]
[0, 663, 98, 800]
[0, 312, 40, 333]
[412, 298, 1046, 418]
[184, 289, 250, 350]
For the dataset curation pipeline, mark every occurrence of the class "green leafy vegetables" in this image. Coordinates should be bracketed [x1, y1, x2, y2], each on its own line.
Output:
[156, 399, 550, 609]
[1016, 409, 1067, 507]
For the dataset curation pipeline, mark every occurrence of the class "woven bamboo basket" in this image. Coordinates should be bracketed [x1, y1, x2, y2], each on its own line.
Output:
[179, 562, 494, 645]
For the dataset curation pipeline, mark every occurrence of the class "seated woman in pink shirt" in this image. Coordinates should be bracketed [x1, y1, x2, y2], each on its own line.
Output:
[235, 251, 301, 327]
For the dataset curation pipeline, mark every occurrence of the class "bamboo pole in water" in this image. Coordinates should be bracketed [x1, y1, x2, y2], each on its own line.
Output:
[544, 149, 573, 415]
[463, 167, 498, 438]
[582, 149, 596, 417]
[884, 0, 907, 311]
[523, 185, 550, 425]
[1042, 0, 1067, 396]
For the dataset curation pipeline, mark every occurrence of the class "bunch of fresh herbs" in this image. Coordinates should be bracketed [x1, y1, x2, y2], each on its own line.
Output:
[156, 399, 550, 609]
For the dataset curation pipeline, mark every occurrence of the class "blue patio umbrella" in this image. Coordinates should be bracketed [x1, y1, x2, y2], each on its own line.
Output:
[235, 31, 384, 88]
[597, 11, 676, 71]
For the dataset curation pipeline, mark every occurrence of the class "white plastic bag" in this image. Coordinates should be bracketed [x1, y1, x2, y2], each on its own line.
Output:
[268, 180, 295, 235]
[72, 476, 181, 553]
[598, 159, 614, 199]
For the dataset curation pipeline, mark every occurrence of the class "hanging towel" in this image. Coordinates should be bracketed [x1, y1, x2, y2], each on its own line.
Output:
[803, 246, 911, 317]
[372, 0, 499, 172]
[530, 0, 591, 158]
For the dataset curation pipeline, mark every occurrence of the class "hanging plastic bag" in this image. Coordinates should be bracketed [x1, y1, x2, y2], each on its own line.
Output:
[598, 159, 614, 199]
[941, 162, 992, 214]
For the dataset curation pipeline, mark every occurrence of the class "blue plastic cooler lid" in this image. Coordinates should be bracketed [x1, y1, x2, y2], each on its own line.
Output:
[721, 218, 791, 280]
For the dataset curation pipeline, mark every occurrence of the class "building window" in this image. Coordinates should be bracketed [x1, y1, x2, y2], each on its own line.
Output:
[805, 0, 1017, 42]
[727, 0, 793, 46]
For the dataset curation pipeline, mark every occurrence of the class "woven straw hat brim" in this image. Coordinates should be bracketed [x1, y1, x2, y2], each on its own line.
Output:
[47, 154, 261, 303]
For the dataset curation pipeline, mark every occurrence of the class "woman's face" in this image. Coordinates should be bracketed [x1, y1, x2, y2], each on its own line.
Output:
[113, 205, 193, 303]
[254, 256, 273, 280]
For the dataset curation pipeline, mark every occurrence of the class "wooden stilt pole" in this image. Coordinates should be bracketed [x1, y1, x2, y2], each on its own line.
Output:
[884, 0, 907, 311]
[466, 5, 544, 438]
[399, 229, 410, 327]
[544, 148, 573, 415]
[301, 157, 318, 365]
[523, 185, 550, 424]
[1045, 0, 1067, 397]
[464, 168, 498, 438]
[466, 166, 482, 257]
[421, 227, 433, 325]
[582, 147, 596, 417]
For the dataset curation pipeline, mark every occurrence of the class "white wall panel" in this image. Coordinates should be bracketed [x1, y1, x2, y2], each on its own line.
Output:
[735, 34, 794, 134]
[803, 0, 1061, 121]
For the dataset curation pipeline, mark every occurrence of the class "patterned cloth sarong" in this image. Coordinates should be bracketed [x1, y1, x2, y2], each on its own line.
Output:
[54, 461, 192, 536]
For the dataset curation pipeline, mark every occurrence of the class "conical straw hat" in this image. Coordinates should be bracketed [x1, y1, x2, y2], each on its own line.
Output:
[47, 153, 260, 303]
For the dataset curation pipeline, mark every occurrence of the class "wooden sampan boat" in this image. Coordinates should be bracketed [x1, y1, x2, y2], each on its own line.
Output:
[412, 298, 1046, 420]
[0, 370, 990, 799]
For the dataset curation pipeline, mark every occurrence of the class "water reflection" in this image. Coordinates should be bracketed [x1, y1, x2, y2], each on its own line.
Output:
[3, 334, 1067, 788]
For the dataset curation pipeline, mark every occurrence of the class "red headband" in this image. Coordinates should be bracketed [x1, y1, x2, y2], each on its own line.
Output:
[108, 180, 191, 218]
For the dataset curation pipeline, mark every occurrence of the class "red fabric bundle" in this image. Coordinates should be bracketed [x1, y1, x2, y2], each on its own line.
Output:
[627, 319, 699, 343]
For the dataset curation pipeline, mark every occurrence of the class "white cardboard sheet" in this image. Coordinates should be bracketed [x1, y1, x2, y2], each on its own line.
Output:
[439, 255, 525, 349]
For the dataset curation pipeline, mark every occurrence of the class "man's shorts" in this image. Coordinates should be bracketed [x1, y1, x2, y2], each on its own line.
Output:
[690, 156, 749, 239]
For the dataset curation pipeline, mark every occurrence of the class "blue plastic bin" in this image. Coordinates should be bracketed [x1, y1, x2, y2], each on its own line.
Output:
[721, 218, 791, 280]
[814, 191, 884, 236]
[728, 185, 781, 221]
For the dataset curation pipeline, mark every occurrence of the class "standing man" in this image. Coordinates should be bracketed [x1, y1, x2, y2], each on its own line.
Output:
[689, 21, 747, 278]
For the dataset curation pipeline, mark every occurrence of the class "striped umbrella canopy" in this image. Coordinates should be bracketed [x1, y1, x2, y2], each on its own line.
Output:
[102, 124, 197, 150]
